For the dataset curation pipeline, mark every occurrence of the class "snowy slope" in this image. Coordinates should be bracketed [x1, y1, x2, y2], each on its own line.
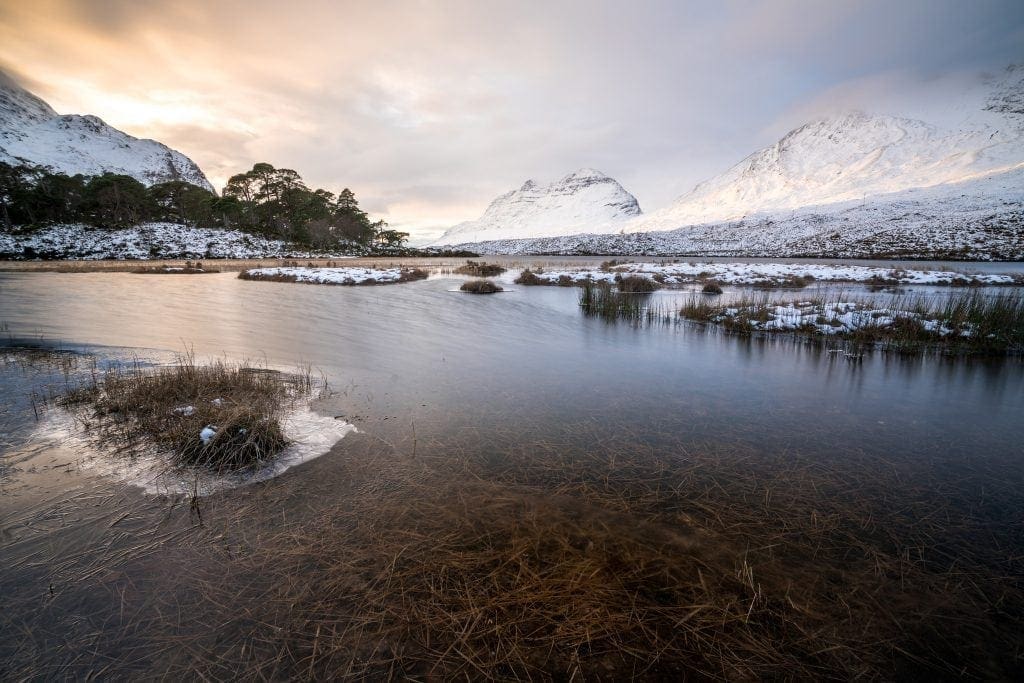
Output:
[442, 168, 1024, 260]
[633, 65, 1024, 233]
[0, 71, 213, 191]
[430, 169, 641, 244]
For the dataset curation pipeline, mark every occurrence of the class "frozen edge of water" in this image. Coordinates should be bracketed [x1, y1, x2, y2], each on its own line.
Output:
[30, 405, 356, 496]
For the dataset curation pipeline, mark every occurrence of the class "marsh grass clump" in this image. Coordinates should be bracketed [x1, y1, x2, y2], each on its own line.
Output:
[617, 274, 661, 293]
[460, 279, 503, 294]
[514, 268, 544, 285]
[702, 280, 724, 294]
[678, 291, 1024, 355]
[454, 260, 506, 277]
[62, 356, 313, 472]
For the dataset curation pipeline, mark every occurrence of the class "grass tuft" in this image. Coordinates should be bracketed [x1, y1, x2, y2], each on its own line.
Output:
[61, 355, 314, 472]
[514, 268, 544, 285]
[460, 279, 503, 294]
[617, 275, 661, 293]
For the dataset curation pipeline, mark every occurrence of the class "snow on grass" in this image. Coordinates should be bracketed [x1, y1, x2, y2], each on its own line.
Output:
[699, 301, 955, 336]
[677, 291, 1024, 354]
[240, 266, 429, 285]
[516, 262, 1021, 287]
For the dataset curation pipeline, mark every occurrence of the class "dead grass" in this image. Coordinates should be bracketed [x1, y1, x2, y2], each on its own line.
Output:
[617, 275, 661, 293]
[702, 281, 724, 294]
[751, 274, 814, 289]
[460, 279, 504, 294]
[454, 261, 507, 277]
[60, 355, 313, 472]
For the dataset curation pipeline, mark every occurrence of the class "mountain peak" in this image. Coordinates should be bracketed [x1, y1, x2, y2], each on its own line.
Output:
[430, 170, 641, 245]
[633, 77, 1024, 233]
[0, 71, 213, 191]
[562, 168, 608, 181]
[0, 70, 58, 125]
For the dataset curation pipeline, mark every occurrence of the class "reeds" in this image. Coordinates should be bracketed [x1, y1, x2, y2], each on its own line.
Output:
[579, 281, 646, 321]
[60, 354, 313, 471]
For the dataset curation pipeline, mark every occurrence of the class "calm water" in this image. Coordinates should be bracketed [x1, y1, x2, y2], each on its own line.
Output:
[1, 267, 1023, 677]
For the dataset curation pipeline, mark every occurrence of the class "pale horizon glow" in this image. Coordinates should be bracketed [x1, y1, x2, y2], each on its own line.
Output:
[1, 0, 1022, 239]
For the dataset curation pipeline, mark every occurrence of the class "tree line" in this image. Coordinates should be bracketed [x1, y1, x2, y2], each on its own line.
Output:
[0, 161, 408, 249]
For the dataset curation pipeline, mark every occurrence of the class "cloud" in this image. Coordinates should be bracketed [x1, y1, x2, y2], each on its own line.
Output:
[1, 0, 1022, 236]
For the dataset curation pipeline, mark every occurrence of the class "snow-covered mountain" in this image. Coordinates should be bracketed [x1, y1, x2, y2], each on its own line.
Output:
[437, 167, 1024, 260]
[0, 71, 213, 191]
[430, 169, 641, 245]
[439, 65, 1024, 258]
[629, 65, 1024, 235]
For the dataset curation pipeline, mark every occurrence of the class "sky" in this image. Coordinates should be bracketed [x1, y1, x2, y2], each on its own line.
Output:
[0, 0, 1022, 240]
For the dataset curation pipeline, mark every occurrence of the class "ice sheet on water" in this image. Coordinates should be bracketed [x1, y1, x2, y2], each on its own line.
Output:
[30, 406, 356, 497]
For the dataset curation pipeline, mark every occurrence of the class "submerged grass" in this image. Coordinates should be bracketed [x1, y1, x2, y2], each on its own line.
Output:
[60, 355, 314, 472]
[133, 430, 1024, 680]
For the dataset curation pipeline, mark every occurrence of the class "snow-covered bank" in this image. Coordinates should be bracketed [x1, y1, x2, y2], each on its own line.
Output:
[0, 223, 362, 260]
[240, 265, 429, 285]
[518, 261, 1022, 287]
